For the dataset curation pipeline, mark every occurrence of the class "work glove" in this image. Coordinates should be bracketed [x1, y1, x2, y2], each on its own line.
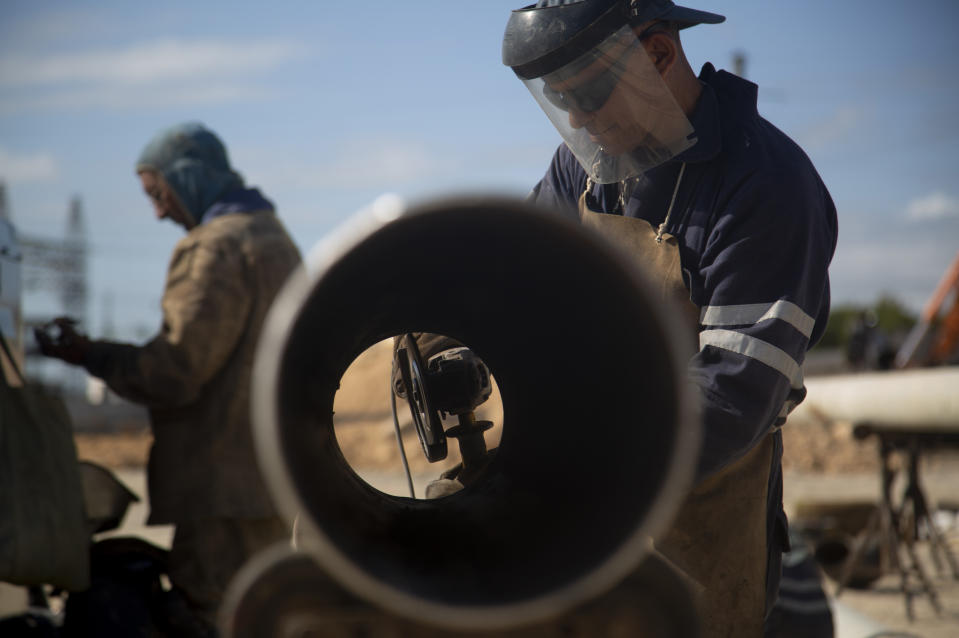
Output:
[34, 317, 91, 366]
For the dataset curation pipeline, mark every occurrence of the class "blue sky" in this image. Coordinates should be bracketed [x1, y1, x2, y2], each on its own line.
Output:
[2, 0, 958, 341]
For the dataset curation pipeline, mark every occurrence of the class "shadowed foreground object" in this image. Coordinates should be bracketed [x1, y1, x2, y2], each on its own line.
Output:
[242, 196, 700, 633]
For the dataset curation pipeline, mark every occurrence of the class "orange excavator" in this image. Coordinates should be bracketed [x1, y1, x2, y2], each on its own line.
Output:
[895, 251, 959, 368]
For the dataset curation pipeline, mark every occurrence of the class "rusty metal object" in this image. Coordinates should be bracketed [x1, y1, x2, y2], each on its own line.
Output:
[221, 544, 701, 638]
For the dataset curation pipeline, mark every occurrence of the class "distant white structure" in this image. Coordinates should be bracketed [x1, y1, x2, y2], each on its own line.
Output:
[17, 192, 91, 393]
[0, 183, 23, 360]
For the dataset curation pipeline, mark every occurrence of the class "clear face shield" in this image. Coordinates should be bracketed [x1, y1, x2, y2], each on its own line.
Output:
[522, 25, 695, 184]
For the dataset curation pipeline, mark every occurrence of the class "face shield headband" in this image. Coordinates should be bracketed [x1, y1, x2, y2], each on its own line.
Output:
[522, 24, 695, 184]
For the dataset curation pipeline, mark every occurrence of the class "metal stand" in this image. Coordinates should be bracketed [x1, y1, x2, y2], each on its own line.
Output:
[835, 423, 959, 620]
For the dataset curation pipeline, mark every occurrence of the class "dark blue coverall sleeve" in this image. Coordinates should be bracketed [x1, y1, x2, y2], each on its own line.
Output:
[529, 143, 838, 481]
[691, 166, 836, 479]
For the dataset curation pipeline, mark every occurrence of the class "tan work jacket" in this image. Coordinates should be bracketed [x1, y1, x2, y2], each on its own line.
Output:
[86, 210, 301, 524]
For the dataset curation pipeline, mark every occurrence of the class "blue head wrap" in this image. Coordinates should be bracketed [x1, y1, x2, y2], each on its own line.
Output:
[136, 122, 244, 225]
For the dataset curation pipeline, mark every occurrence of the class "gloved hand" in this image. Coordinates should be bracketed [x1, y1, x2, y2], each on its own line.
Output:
[34, 317, 91, 366]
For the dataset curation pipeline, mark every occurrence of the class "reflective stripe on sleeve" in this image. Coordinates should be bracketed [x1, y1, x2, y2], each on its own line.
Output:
[699, 300, 815, 339]
[700, 329, 804, 389]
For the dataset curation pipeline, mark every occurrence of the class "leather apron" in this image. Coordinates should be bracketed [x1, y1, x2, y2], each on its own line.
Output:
[578, 187, 774, 638]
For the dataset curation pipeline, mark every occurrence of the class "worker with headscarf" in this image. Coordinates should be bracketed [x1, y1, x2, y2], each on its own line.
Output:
[37, 122, 302, 635]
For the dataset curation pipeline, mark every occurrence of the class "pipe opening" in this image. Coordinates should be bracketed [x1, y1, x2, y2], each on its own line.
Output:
[331, 336, 504, 499]
[257, 199, 695, 623]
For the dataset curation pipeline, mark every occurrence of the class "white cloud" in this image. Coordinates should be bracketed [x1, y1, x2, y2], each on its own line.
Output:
[0, 38, 308, 113]
[0, 148, 58, 183]
[0, 83, 270, 115]
[906, 192, 959, 221]
[0, 38, 305, 88]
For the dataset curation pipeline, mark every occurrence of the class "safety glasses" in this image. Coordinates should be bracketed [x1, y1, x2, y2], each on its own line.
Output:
[541, 23, 665, 114]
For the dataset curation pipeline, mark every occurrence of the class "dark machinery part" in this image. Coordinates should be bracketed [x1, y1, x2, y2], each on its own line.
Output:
[429, 347, 495, 478]
[396, 339, 447, 462]
[425, 346, 492, 416]
[396, 342, 494, 468]
[78, 460, 140, 535]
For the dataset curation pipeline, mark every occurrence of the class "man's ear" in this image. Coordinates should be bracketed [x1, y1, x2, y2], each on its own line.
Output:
[643, 32, 677, 75]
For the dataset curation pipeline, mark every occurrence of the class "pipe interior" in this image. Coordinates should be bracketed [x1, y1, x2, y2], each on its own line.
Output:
[275, 202, 685, 606]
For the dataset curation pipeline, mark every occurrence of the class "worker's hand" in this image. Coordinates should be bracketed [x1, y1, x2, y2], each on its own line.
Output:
[34, 317, 90, 366]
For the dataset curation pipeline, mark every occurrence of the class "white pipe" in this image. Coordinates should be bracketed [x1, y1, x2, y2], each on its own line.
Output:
[789, 366, 959, 431]
[832, 599, 909, 638]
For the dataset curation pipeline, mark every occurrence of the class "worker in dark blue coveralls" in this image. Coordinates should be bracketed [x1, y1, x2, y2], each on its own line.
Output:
[502, 2, 838, 636]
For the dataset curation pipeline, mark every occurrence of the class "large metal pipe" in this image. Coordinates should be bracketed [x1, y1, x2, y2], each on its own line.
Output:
[788, 366, 959, 430]
[251, 195, 699, 631]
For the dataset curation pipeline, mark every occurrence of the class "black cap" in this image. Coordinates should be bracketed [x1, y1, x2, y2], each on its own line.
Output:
[503, 0, 725, 79]
[634, 0, 725, 29]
